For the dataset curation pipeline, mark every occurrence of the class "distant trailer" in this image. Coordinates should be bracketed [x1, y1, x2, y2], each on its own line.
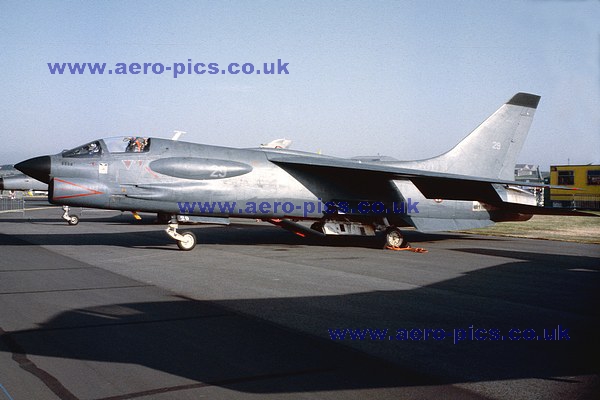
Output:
[549, 164, 600, 210]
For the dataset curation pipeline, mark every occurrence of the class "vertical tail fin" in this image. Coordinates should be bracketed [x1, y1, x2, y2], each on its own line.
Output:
[398, 93, 541, 180]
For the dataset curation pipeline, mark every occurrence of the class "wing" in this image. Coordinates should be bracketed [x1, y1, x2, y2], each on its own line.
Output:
[267, 153, 523, 202]
[266, 153, 593, 216]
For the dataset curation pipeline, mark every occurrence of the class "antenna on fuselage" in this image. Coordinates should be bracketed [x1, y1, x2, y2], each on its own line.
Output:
[260, 138, 292, 149]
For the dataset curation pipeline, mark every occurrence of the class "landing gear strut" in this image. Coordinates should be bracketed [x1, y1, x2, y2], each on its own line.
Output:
[62, 205, 79, 226]
[165, 220, 197, 251]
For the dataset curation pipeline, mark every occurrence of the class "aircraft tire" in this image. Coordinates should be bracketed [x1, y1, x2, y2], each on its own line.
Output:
[68, 215, 79, 226]
[177, 231, 197, 251]
[385, 227, 407, 248]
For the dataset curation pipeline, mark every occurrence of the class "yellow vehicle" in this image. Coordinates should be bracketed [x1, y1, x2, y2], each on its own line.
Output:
[550, 164, 600, 209]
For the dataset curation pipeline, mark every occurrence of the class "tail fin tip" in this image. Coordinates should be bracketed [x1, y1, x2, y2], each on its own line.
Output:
[507, 92, 541, 109]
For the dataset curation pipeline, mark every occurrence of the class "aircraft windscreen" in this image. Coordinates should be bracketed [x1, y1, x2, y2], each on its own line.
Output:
[103, 136, 150, 153]
[62, 141, 102, 158]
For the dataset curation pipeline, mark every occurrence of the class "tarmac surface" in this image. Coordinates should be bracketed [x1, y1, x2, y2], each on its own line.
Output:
[0, 205, 599, 399]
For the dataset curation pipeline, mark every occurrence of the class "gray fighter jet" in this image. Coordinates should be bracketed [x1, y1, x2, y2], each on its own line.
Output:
[14, 93, 586, 250]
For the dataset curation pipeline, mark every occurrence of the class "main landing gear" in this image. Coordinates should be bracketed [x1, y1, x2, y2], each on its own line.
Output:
[384, 226, 408, 248]
[62, 205, 79, 226]
[162, 216, 423, 252]
[165, 220, 197, 251]
[383, 225, 427, 253]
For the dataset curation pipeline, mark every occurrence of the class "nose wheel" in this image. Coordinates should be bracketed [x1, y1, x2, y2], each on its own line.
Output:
[165, 221, 197, 251]
[62, 206, 79, 226]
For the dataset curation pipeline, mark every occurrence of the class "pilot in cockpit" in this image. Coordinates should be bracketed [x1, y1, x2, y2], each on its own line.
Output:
[125, 137, 148, 153]
[87, 142, 100, 155]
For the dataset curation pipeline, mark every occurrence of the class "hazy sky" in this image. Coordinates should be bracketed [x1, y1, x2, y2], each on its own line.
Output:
[1, 0, 598, 168]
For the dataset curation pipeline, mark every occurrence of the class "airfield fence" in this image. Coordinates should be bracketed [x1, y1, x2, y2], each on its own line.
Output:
[550, 194, 600, 211]
[0, 195, 25, 214]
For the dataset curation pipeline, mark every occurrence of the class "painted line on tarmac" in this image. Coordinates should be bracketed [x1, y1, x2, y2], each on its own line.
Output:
[0, 383, 15, 400]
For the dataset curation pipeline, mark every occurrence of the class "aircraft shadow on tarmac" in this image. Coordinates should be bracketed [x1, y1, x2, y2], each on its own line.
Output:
[0, 249, 599, 397]
[2, 222, 500, 250]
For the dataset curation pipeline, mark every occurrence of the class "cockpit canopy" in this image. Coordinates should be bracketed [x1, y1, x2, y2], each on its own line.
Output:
[62, 137, 151, 158]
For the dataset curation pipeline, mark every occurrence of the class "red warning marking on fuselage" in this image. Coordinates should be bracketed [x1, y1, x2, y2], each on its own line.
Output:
[52, 178, 103, 200]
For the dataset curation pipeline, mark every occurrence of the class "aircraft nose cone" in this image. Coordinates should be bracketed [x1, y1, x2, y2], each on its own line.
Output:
[15, 156, 51, 184]
[0, 177, 4, 191]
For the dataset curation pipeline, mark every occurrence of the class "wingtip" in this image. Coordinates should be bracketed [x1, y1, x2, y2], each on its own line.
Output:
[507, 92, 541, 109]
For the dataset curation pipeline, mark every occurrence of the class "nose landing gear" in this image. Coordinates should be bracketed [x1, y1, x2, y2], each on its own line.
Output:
[165, 220, 197, 251]
[62, 205, 79, 226]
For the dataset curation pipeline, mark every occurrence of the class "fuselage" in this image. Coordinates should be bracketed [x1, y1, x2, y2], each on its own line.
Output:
[15, 136, 533, 231]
